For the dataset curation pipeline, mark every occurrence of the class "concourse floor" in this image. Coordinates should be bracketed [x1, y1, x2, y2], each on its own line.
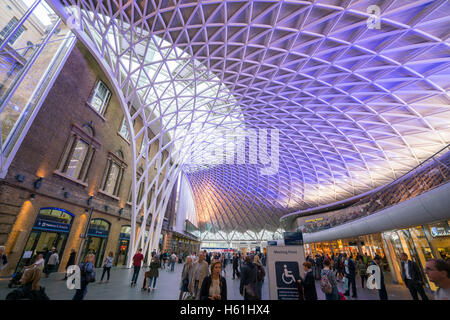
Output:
[0, 263, 428, 300]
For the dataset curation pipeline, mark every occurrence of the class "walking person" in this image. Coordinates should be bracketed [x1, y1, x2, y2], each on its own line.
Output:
[179, 256, 194, 300]
[145, 255, 161, 291]
[0, 246, 8, 272]
[356, 257, 368, 289]
[320, 259, 339, 300]
[99, 252, 114, 284]
[6, 266, 49, 300]
[131, 248, 144, 286]
[191, 252, 209, 300]
[253, 255, 265, 299]
[232, 253, 240, 279]
[343, 253, 357, 298]
[44, 248, 59, 278]
[72, 254, 96, 300]
[399, 253, 428, 300]
[170, 252, 177, 272]
[240, 256, 259, 300]
[297, 261, 317, 300]
[62, 249, 76, 280]
[425, 258, 450, 300]
[371, 255, 388, 300]
[200, 260, 227, 300]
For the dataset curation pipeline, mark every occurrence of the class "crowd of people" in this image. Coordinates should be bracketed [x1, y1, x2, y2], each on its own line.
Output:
[1, 244, 450, 301]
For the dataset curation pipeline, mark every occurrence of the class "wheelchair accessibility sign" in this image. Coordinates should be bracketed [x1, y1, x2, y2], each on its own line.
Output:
[275, 261, 299, 288]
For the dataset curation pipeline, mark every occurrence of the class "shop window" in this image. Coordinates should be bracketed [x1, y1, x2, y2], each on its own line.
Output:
[100, 150, 127, 197]
[56, 124, 100, 183]
[88, 80, 111, 115]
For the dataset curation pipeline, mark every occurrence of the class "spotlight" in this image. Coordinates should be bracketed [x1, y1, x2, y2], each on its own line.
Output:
[119, 208, 123, 215]
[104, 205, 109, 212]
[34, 177, 43, 189]
[15, 174, 25, 182]
[87, 196, 93, 206]
[64, 191, 70, 198]
[30, 193, 36, 200]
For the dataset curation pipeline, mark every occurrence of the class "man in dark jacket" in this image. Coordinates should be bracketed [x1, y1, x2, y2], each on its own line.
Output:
[239, 256, 259, 300]
[344, 253, 357, 298]
[232, 253, 239, 279]
[372, 255, 388, 300]
[298, 261, 317, 300]
[62, 249, 76, 280]
[400, 253, 428, 300]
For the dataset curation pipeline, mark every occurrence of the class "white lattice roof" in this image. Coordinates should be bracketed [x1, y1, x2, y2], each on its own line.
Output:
[50, 0, 450, 237]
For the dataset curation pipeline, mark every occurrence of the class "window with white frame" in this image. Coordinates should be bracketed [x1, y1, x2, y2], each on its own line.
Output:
[119, 117, 130, 141]
[0, 18, 25, 45]
[57, 124, 99, 182]
[89, 80, 111, 114]
[101, 151, 127, 197]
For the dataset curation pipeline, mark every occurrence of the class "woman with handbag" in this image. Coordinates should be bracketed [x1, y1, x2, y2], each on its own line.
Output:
[99, 252, 114, 284]
[199, 261, 227, 300]
[72, 254, 96, 300]
[240, 256, 259, 300]
[179, 256, 194, 300]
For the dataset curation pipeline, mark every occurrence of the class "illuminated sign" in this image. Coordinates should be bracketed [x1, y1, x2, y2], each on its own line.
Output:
[305, 217, 323, 223]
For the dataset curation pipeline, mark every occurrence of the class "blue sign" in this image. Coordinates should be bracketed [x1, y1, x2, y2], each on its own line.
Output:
[267, 241, 278, 246]
[275, 261, 299, 288]
[33, 219, 71, 233]
[119, 232, 130, 240]
[87, 228, 109, 238]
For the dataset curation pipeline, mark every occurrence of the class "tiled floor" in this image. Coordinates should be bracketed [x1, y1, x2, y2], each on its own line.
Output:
[0, 263, 431, 300]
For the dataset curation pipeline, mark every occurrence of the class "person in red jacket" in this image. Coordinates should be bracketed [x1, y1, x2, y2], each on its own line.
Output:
[131, 248, 144, 286]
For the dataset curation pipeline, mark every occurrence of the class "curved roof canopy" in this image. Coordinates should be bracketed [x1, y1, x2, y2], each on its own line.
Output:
[53, 0, 450, 234]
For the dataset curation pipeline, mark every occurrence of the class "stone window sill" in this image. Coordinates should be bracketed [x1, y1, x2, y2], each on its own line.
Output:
[85, 101, 106, 122]
[53, 171, 88, 188]
[117, 132, 131, 145]
[98, 189, 120, 201]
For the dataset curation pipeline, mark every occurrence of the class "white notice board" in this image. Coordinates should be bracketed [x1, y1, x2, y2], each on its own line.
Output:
[266, 245, 306, 300]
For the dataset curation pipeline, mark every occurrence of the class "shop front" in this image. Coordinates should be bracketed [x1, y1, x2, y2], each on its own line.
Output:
[381, 219, 450, 291]
[16, 207, 74, 273]
[115, 225, 130, 266]
[83, 218, 111, 268]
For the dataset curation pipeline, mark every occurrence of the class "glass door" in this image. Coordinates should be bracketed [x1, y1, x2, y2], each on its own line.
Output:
[115, 239, 129, 266]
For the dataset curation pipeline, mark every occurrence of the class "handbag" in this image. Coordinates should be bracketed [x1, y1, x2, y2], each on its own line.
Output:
[343, 277, 349, 291]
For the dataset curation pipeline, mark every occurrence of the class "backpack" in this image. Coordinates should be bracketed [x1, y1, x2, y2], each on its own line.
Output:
[256, 264, 265, 282]
[80, 262, 95, 283]
[320, 271, 333, 294]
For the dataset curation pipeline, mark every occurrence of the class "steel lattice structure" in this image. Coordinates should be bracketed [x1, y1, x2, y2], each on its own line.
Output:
[46, 0, 450, 259]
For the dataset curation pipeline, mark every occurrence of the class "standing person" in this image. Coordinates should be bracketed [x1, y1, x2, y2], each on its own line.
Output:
[0, 246, 8, 272]
[72, 254, 96, 300]
[253, 255, 265, 299]
[146, 255, 161, 291]
[232, 253, 240, 279]
[343, 253, 357, 298]
[399, 253, 428, 300]
[99, 252, 114, 284]
[191, 252, 209, 300]
[62, 249, 76, 280]
[200, 261, 227, 300]
[222, 254, 227, 277]
[297, 261, 317, 300]
[179, 256, 194, 300]
[131, 248, 144, 286]
[159, 252, 165, 269]
[6, 266, 49, 300]
[45, 248, 59, 278]
[425, 258, 450, 300]
[371, 255, 388, 300]
[170, 252, 177, 272]
[205, 250, 211, 265]
[356, 257, 368, 289]
[320, 259, 339, 300]
[240, 256, 259, 300]
[314, 254, 322, 280]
